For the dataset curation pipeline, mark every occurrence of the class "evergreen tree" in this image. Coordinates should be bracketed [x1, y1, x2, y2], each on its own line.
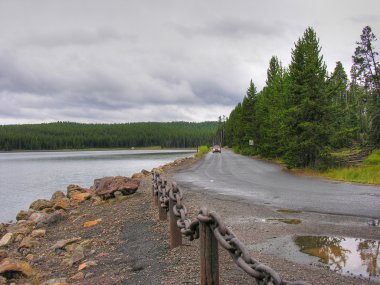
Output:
[327, 62, 357, 147]
[328, 61, 348, 106]
[256, 56, 289, 157]
[352, 26, 380, 146]
[0, 122, 218, 150]
[240, 80, 257, 153]
[285, 27, 331, 167]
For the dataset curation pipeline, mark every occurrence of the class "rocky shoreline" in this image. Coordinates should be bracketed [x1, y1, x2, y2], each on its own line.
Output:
[0, 156, 193, 285]
[0, 155, 379, 284]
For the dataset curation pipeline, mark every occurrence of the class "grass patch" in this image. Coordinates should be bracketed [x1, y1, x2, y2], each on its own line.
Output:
[364, 149, 380, 165]
[322, 149, 380, 184]
[196, 145, 210, 158]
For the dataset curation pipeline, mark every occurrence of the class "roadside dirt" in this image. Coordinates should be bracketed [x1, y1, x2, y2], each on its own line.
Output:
[1, 156, 379, 284]
[163, 157, 380, 285]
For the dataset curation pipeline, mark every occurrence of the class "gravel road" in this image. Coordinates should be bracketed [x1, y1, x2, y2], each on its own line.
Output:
[173, 149, 380, 218]
[168, 152, 380, 284]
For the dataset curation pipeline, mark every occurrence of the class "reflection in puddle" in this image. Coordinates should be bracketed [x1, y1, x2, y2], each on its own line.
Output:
[276, 209, 301, 214]
[369, 219, 380, 227]
[294, 236, 380, 280]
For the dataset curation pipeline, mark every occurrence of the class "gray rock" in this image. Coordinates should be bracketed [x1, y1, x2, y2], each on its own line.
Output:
[36, 210, 66, 228]
[69, 245, 85, 266]
[6, 222, 34, 235]
[18, 236, 39, 250]
[0, 233, 13, 248]
[67, 184, 87, 198]
[51, 237, 81, 251]
[50, 191, 66, 202]
[28, 212, 47, 224]
[16, 210, 32, 221]
[29, 199, 54, 211]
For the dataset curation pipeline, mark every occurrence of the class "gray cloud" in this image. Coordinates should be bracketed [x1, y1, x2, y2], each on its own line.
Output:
[175, 18, 286, 39]
[0, 0, 380, 124]
[350, 15, 380, 24]
[17, 27, 129, 48]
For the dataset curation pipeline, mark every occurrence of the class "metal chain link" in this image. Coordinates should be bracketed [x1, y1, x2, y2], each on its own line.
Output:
[151, 172, 311, 285]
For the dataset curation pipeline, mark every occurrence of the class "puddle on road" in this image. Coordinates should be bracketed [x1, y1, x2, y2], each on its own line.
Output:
[276, 209, 301, 214]
[294, 236, 380, 280]
[368, 219, 380, 227]
[268, 218, 302, 224]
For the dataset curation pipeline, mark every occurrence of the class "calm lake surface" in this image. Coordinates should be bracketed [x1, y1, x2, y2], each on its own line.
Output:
[0, 149, 195, 222]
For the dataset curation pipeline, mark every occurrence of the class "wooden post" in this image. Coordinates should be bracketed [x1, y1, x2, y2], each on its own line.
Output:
[200, 221, 219, 285]
[154, 185, 159, 207]
[158, 188, 167, 221]
[155, 178, 161, 207]
[152, 184, 156, 205]
[168, 198, 182, 248]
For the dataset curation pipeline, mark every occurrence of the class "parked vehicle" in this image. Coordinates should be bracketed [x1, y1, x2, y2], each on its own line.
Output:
[212, 145, 221, 153]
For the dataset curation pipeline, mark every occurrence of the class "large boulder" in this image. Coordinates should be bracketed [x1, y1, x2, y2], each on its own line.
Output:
[93, 176, 140, 198]
[29, 199, 54, 211]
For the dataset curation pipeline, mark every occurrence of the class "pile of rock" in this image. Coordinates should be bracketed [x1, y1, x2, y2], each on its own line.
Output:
[0, 170, 149, 284]
[155, 156, 194, 173]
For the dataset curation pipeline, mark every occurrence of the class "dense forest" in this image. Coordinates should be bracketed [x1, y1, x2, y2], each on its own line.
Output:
[220, 26, 380, 169]
[0, 121, 218, 150]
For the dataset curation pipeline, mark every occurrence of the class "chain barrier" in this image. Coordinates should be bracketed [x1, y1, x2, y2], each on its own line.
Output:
[151, 171, 311, 285]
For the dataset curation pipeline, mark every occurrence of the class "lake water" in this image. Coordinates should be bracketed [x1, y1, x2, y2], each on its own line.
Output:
[0, 149, 195, 222]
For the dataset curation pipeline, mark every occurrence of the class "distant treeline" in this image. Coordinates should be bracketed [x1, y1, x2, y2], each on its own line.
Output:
[218, 26, 380, 169]
[0, 121, 218, 150]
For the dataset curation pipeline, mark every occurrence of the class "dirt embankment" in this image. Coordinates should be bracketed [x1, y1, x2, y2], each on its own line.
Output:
[0, 155, 379, 284]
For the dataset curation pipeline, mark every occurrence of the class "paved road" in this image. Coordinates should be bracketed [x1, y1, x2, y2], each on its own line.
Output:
[173, 149, 380, 218]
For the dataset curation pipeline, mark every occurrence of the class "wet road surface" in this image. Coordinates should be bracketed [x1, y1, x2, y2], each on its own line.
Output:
[173, 149, 380, 218]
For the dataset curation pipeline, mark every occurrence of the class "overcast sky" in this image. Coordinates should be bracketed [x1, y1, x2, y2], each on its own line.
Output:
[0, 0, 379, 124]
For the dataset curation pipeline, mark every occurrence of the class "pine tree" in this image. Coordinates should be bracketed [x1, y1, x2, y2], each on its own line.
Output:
[241, 80, 257, 154]
[328, 61, 348, 106]
[352, 26, 380, 147]
[285, 27, 331, 168]
[327, 62, 358, 148]
[256, 56, 289, 157]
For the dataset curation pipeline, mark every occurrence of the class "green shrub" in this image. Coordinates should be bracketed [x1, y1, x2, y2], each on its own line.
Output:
[196, 145, 209, 158]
